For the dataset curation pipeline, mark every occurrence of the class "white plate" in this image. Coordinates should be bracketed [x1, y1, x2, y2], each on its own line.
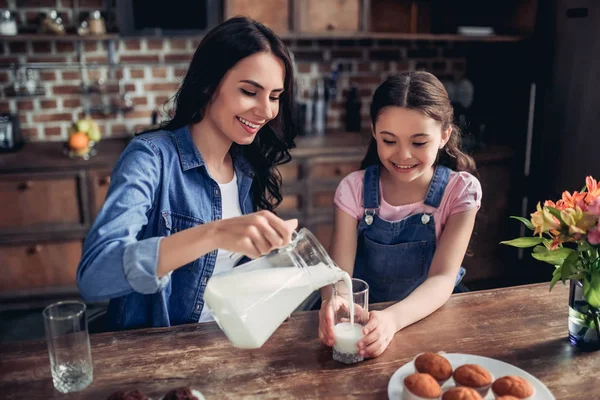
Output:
[387, 353, 555, 400]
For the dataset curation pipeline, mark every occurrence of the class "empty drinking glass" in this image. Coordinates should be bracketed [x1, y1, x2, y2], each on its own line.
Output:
[332, 278, 369, 364]
[43, 301, 93, 393]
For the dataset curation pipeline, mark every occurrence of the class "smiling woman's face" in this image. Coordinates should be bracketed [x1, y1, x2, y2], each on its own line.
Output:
[204, 51, 286, 145]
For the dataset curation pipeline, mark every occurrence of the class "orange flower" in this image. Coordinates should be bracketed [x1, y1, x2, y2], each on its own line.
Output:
[544, 199, 566, 211]
[549, 236, 563, 250]
[585, 176, 600, 204]
[556, 191, 586, 209]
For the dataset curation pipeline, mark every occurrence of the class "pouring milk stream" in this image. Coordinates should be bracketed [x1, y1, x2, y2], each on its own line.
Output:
[203, 228, 354, 349]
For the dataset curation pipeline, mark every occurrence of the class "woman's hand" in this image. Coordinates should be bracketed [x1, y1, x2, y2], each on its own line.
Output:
[212, 211, 297, 259]
[357, 310, 398, 358]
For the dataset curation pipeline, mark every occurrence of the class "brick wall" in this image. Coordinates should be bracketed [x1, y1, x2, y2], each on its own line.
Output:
[0, 1, 469, 142]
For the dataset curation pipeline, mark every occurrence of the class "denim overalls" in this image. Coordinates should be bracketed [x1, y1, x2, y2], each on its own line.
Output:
[354, 164, 463, 303]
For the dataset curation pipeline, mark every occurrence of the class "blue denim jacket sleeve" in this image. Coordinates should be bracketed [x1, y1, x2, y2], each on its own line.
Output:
[77, 138, 170, 302]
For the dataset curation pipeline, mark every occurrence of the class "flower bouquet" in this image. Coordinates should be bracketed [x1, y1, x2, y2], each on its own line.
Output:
[501, 176, 600, 350]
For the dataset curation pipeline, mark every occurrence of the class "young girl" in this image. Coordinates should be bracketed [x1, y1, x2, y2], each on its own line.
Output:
[77, 17, 298, 330]
[318, 72, 482, 357]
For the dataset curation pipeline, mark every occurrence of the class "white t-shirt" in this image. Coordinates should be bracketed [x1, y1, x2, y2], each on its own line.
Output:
[198, 172, 243, 323]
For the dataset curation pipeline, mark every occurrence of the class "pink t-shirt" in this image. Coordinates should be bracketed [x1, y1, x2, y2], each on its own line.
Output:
[334, 169, 482, 240]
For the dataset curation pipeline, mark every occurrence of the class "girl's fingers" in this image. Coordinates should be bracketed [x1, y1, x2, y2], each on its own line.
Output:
[363, 315, 379, 335]
[358, 328, 380, 349]
[363, 340, 384, 358]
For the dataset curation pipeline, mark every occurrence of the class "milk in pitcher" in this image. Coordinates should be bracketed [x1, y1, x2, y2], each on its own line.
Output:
[204, 262, 352, 348]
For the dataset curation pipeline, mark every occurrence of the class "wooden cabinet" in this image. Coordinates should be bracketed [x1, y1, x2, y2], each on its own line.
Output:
[294, 0, 361, 33]
[0, 174, 81, 230]
[0, 240, 82, 293]
[0, 139, 127, 302]
[369, 0, 431, 34]
[88, 169, 112, 218]
[310, 159, 361, 180]
[225, 0, 291, 34]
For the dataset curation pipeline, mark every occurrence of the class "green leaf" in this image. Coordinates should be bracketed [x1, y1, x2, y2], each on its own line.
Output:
[583, 271, 600, 308]
[510, 216, 534, 231]
[549, 267, 562, 291]
[578, 242, 594, 253]
[531, 246, 575, 265]
[569, 273, 586, 281]
[546, 207, 564, 223]
[561, 252, 579, 283]
[500, 237, 544, 248]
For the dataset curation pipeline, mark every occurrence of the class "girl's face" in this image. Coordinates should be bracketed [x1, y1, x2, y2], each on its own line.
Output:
[373, 106, 450, 184]
[206, 51, 285, 145]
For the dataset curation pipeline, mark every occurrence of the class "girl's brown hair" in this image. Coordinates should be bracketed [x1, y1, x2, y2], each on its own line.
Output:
[360, 71, 477, 176]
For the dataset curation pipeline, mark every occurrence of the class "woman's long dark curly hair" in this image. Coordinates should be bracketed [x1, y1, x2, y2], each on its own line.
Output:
[360, 71, 476, 176]
[140, 17, 296, 211]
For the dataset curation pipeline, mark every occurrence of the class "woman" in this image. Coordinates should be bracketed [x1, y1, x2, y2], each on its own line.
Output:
[77, 17, 298, 330]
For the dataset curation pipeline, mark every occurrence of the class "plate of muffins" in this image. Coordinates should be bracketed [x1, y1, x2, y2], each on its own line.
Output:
[387, 352, 555, 400]
[106, 386, 205, 400]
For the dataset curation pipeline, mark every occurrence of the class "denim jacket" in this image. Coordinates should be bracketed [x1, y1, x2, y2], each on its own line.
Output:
[77, 125, 255, 330]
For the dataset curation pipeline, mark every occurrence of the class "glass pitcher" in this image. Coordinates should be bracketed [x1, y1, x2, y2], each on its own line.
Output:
[203, 227, 349, 349]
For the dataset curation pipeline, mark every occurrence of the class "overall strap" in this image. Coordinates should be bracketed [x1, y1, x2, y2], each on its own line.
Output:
[423, 165, 452, 208]
[362, 165, 380, 225]
[362, 164, 381, 209]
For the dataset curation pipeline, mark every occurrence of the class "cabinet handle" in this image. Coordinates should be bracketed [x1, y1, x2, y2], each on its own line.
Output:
[26, 245, 42, 255]
[17, 181, 32, 191]
[334, 167, 342, 176]
[99, 176, 111, 185]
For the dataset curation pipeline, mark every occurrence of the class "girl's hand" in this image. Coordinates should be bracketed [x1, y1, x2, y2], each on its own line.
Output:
[357, 310, 398, 358]
[318, 298, 335, 347]
[212, 211, 297, 259]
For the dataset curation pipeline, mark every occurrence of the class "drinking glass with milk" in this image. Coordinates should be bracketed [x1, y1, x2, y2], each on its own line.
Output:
[203, 228, 354, 349]
[332, 278, 369, 364]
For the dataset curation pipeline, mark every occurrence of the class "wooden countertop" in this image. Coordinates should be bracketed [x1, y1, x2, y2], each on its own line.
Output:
[0, 283, 595, 399]
[0, 132, 512, 173]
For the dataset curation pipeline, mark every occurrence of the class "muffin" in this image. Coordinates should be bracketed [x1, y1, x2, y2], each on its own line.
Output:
[106, 389, 148, 400]
[452, 364, 493, 397]
[414, 352, 453, 385]
[403, 373, 442, 400]
[163, 387, 205, 400]
[496, 397, 520, 400]
[491, 376, 535, 399]
[441, 387, 483, 400]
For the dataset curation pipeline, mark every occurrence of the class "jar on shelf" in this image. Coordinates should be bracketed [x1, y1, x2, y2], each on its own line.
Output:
[0, 10, 17, 36]
[88, 11, 106, 35]
[40, 10, 65, 35]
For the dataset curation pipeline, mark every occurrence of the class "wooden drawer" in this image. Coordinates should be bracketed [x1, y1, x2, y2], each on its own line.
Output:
[279, 194, 300, 211]
[0, 175, 81, 230]
[0, 240, 82, 292]
[295, 0, 360, 32]
[88, 169, 112, 217]
[225, 0, 290, 33]
[313, 191, 335, 209]
[370, 0, 431, 33]
[311, 160, 361, 179]
[278, 161, 300, 182]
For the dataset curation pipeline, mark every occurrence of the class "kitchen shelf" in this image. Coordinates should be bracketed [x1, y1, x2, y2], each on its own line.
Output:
[0, 33, 119, 41]
[279, 32, 528, 42]
[0, 32, 527, 43]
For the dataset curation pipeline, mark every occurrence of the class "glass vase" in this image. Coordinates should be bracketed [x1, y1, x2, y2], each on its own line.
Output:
[568, 279, 600, 351]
